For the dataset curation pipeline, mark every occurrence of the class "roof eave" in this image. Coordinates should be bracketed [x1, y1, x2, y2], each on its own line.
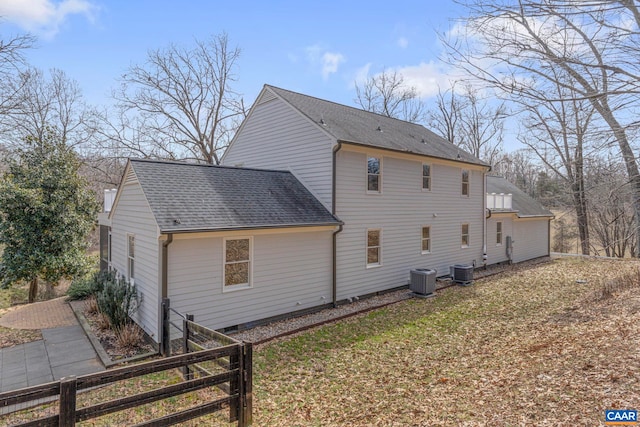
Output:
[159, 221, 344, 234]
[337, 140, 490, 168]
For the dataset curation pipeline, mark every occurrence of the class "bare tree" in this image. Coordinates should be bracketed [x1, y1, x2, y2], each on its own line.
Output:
[427, 83, 506, 166]
[444, 0, 640, 255]
[587, 157, 637, 257]
[354, 69, 426, 123]
[111, 33, 245, 164]
[516, 72, 597, 255]
[0, 68, 96, 150]
[0, 31, 35, 116]
[492, 148, 541, 197]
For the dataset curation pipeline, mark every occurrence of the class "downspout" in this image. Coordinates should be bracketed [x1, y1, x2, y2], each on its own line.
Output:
[161, 234, 173, 299]
[482, 170, 488, 268]
[332, 142, 344, 308]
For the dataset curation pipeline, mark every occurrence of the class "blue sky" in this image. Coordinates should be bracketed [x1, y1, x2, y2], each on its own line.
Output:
[0, 0, 467, 111]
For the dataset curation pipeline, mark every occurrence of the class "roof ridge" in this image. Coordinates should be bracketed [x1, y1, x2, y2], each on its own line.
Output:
[264, 84, 428, 129]
[129, 158, 292, 174]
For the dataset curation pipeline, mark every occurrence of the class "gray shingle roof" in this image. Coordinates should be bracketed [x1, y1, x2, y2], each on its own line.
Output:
[487, 176, 553, 218]
[129, 159, 341, 233]
[265, 85, 489, 167]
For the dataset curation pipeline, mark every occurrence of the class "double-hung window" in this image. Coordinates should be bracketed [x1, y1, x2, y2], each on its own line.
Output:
[421, 226, 431, 253]
[224, 237, 252, 289]
[127, 234, 135, 283]
[496, 221, 503, 245]
[461, 224, 469, 248]
[422, 164, 431, 190]
[367, 229, 382, 266]
[461, 169, 469, 196]
[367, 156, 381, 192]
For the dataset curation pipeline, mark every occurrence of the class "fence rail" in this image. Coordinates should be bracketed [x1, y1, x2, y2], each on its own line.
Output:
[1, 314, 252, 426]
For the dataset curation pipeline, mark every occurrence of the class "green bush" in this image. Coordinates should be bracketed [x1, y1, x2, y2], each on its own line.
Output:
[67, 269, 114, 300]
[67, 276, 94, 300]
[96, 274, 139, 330]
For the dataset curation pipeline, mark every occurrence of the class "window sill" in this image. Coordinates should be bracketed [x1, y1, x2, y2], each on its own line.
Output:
[222, 284, 252, 293]
[366, 191, 382, 195]
[461, 245, 469, 249]
[421, 250, 431, 255]
[366, 263, 382, 269]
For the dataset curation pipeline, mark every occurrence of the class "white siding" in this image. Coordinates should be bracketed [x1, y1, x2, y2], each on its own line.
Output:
[222, 96, 334, 208]
[486, 215, 513, 265]
[512, 218, 550, 263]
[335, 148, 485, 299]
[109, 179, 161, 341]
[167, 230, 333, 331]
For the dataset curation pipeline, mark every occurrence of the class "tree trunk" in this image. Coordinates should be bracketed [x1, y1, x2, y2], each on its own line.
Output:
[573, 142, 590, 255]
[28, 277, 38, 303]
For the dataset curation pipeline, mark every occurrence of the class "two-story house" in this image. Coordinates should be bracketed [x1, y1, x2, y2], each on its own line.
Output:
[100, 84, 550, 344]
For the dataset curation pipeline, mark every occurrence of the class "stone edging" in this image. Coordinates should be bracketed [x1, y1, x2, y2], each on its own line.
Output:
[68, 300, 157, 368]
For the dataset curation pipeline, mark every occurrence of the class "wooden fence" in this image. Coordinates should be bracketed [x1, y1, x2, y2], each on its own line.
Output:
[0, 331, 252, 426]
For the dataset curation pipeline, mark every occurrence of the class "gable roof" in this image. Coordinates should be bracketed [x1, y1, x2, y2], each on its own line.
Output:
[128, 159, 341, 233]
[265, 85, 489, 168]
[487, 176, 553, 218]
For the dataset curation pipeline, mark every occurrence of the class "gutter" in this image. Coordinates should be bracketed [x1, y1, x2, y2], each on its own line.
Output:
[332, 142, 344, 307]
[159, 221, 341, 234]
[161, 234, 173, 299]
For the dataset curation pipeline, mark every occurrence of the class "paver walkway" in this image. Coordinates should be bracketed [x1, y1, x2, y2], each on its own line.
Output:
[0, 298, 104, 393]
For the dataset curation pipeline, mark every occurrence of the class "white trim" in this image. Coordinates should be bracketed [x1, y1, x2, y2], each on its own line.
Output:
[127, 233, 135, 282]
[421, 225, 431, 254]
[366, 228, 382, 267]
[461, 169, 470, 197]
[461, 223, 470, 248]
[421, 162, 432, 192]
[366, 155, 382, 194]
[222, 236, 253, 292]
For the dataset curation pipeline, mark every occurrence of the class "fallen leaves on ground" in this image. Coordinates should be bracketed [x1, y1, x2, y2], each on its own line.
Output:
[253, 258, 640, 426]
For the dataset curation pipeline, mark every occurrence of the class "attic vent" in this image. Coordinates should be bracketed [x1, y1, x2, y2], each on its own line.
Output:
[124, 168, 136, 185]
[257, 90, 277, 105]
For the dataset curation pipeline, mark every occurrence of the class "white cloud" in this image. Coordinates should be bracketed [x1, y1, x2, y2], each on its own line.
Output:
[397, 37, 408, 49]
[0, 0, 97, 38]
[305, 44, 346, 80]
[352, 62, 372, 87]
[390, 61, 467, 98]
[321, 52, 345, 80]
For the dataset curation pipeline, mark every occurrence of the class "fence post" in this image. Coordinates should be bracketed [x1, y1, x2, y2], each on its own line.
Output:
[59, 376, 77, 426]
[242, 342, 253, 426]
[161, 298, 170, 357]
[182, 314, 194, 380]
[229, 344, 239, 423]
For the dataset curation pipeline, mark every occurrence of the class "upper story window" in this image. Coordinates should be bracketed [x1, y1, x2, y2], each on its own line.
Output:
[367, 156, 381, 193]
[461, 169, 470, 196]
[367, 229, 382, 267]
[421, 226, 431, 253]
[461, 224, 469, 248]
[127, 234, 135, 282]
[422, 164, 431, 191]
[224, 237, 252, 290]
[496, 221, 503, 245]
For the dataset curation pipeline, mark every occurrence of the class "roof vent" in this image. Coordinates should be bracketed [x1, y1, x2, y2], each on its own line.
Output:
[457, 153, 461, 159]
[174, 218, 181, 224]
[376, 126, 382, 132]
[421, 138, 426, 144]
[320, 118, 326, 125]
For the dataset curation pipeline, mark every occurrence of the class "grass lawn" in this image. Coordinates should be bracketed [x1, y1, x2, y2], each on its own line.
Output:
[253, 258, 640, 426]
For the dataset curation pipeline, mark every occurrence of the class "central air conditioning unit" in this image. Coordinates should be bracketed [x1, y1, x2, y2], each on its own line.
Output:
[450, 264, 474, 286]
[409, 268, 436, 297]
